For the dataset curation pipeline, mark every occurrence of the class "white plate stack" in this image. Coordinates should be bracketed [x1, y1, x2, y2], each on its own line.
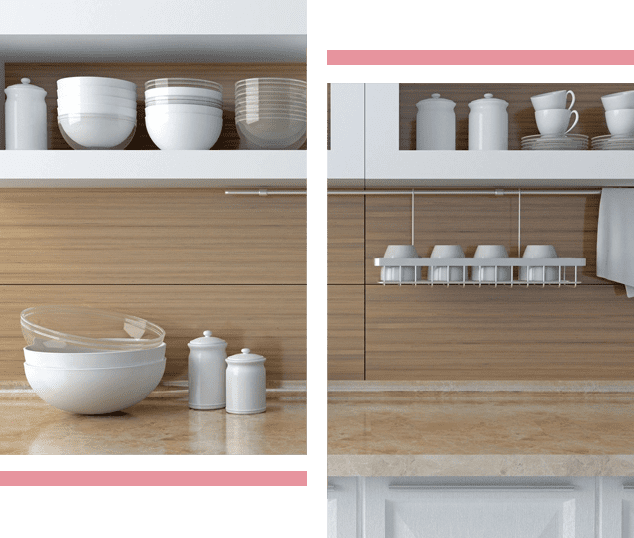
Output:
[235, 77, 306, 150]
[520, 133, 588, 150]
[144, 78, 224, 150]
[591, 134, 634, 150]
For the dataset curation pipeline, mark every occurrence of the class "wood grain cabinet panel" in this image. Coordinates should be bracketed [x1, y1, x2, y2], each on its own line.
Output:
[0, 284, 306, 382]
[365, 285, 634, 380]
[329, 285, 364, 380]
[328, 195, 365, 284]
[5, 62, 307, 151]
[0, 189, 306, 285]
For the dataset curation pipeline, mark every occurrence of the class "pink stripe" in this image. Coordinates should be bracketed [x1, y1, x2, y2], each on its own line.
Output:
[0, 471, 307, 487]
[328, 50, 634, 66]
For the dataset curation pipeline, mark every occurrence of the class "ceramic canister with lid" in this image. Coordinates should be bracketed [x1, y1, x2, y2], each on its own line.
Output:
[4, 78, 48, 149]
[416, 93, 456, 150]
[225, 348, 266, 415]
[468, 93, 509, 150]
[187, 330, 228, 410]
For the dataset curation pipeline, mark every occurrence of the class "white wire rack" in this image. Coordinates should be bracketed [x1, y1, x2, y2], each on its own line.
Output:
[374, 257, 587, 287]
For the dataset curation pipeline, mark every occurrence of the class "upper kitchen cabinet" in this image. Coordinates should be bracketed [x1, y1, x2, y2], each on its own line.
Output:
[328, 83, 364, 187]
[0, 4, 307, 187]
[365, 83, 634, 187]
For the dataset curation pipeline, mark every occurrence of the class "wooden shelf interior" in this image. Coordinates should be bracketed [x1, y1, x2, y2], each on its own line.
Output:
[5, 62, 307, 151]
[399, 83, 634, 151]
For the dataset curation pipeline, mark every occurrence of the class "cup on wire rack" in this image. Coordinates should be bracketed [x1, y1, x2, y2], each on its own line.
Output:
[381, 245, 421, 283]
[519, 245, 560, 282]
[430, 245, 465, 282]
[471, 245, 512, 282]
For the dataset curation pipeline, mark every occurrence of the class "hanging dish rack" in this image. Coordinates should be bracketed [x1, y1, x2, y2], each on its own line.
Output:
[372, 188, 590, 287]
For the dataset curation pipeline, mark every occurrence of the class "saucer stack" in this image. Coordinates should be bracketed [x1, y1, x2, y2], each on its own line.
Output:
[591, 134, 634, 150]
[521, 133, 588, 150]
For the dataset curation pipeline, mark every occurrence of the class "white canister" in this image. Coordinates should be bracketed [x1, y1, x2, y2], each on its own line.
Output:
[468, 93, 508, 150]
[226, 348, 266, 415]
[187, 330, 228, 410]
[416, 93, 456, 150]
[4, 78, 48, 150]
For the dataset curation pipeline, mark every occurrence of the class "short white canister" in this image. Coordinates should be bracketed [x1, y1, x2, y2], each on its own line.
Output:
[416, 93, 456, 150]
[187, 330, 227, 410]
[225, 348, 266, 415]
[4, 78, 48, 149]
[468, 93, 509, 150]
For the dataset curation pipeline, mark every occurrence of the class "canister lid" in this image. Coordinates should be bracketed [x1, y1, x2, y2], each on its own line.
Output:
[4, 78, 47, 97]
[416, 93, 456, 109]
[187, 330, 227, 348]
[468, 93, 508, 108]
[226, 348, 266, 363]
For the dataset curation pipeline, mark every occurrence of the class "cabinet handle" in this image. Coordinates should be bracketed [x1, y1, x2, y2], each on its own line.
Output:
[389, 485, 575, 491]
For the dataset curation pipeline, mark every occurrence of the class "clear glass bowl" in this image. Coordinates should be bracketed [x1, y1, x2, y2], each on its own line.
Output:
[145, 96, 223, 108]
[235, 77, 306, 88]
[236, 116, 306, 150]
[58, 114, 136, 150]
[145, 78, 223, 93]
[21, 306, 165, 351]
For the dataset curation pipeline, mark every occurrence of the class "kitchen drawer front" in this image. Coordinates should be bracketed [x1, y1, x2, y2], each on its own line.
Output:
[328, 477, 358, 538]
[601, 477, 634, 538]
[365, 477, 595, 538]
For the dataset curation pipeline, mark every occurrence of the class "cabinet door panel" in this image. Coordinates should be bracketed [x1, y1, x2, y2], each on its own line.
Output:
[327, 477, 357, 538]
[600, 478, 634, 538]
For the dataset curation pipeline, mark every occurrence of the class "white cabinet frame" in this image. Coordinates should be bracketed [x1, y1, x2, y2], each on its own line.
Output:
[328, 477, 360, 538]
[365, 83, 634, 187]
[328, 83, 364, 185]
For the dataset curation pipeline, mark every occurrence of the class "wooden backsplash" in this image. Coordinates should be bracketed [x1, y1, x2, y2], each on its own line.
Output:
[400, 83, 633, 150]
[5, 62, 307, 151]
[0, 189, 306, 382]
[328, 192, 634, 381]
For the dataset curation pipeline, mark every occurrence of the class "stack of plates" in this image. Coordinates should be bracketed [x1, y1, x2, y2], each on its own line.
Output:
[591, 134, 634, 150]
[521, 134, 589, 150]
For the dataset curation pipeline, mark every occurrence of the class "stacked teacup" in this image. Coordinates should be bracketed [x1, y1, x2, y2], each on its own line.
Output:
[531, 90, 578, 137]
[601, 90, 634, 137]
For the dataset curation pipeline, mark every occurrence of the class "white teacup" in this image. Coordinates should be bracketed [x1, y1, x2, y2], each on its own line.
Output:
[430, 245, 465, 282]
[382, 245, 421, 282]
[535, 108, 579, 136]
[605, 109, 634, 137]
[601, 90, 634, 111]
[520, 245, 560, 282]
[471, 245, 511, 282]
[530, 90, 575, 111]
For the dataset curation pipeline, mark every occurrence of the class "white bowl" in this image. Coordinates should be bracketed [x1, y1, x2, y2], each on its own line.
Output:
[430, 245, 465, 282]
[381, 245, 421, 282]
[58, 114, 137, 149]
[145, 103, 223, 116]
[471, 245, 511, 282]
[58, 103, 137, 119]
[145, 87, 223, 101]
[519, 245, 560, 282]
[24, 359, 166, 414]
[58, 95, 137, 109]
[57, 76, 136, 92]
[24, 342, 166, 369]
[58, 88, 137, 101]
[236, 117, 306, 150]
[601, 90, 634, 111]
[145, 111, 223, 150]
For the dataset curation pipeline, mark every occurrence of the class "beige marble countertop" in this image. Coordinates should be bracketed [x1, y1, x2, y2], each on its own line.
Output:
[328, 391, 634, 476]
[0, 387, 306, 455]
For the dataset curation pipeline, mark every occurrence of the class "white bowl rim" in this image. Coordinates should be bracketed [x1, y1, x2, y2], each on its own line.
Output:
[24, 358, 166, 371]
[24, 342, 166, 355]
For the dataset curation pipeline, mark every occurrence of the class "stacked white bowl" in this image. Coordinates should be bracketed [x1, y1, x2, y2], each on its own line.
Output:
[601, 90, 634, 137]
[144, 78, 223, 150]
[21, 306, 166, 414]
[57, 76, 137, 149]
[235, 77, 306, 150]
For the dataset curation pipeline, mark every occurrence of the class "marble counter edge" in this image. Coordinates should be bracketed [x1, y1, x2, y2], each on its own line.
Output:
[328, 380, 634, 392]
[327, 455, 634, 477]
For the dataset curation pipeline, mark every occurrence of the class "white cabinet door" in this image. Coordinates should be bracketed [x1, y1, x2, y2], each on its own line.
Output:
[600, 477, 634, 538]
[365, 477, 595, 538]
[328, 83, 365, 185]
[328, 477, 358, 538]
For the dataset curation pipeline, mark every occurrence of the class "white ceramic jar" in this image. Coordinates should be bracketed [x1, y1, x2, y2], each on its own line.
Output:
[468, 93, 508, 150]
[187, 330, 227, 410]
[225, 348, 266, 415]
[4, 78, 48, 149]
[416, 93, 456, 150]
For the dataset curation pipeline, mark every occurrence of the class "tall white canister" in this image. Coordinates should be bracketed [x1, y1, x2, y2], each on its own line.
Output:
[468, 93, 508, 150]
[187, 330, 227, 410]
[225, 348, 266, 415]
[416, 93, 456, 150]
[4, 78, 48, 149]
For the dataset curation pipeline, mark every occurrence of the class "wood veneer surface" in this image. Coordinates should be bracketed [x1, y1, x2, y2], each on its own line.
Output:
[328, 285, 364, 380]
[5, 62, 307, 151]
[328, 194, 365, 284]
[0, 285, 306, 382]
[0, 189, 306, 285]
[400, 83, 632, 150]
